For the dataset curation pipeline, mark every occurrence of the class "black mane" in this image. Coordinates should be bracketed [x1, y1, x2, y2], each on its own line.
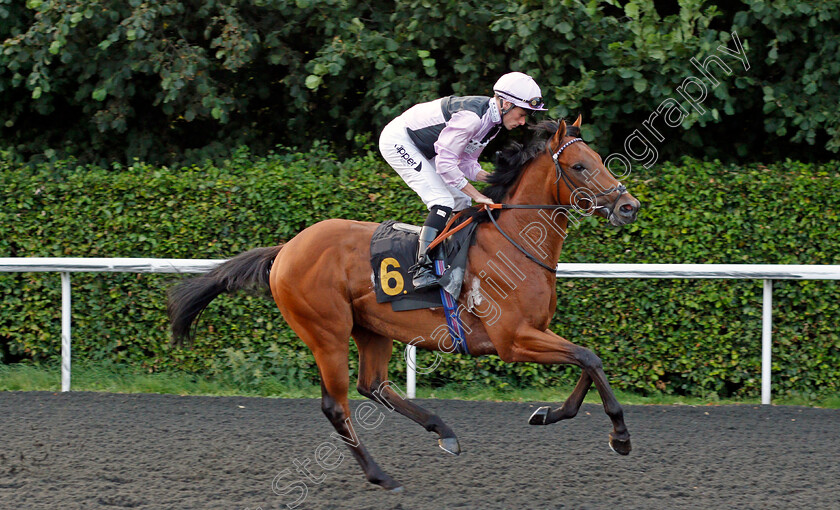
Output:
[484, 120, 581, 203]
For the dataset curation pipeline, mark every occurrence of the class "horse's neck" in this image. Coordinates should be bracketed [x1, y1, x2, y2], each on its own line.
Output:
[495, 154, 570, 265]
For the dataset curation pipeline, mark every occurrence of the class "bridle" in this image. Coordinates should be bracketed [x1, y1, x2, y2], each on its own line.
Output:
[550, 137, 628, 221]
[482, 135, 627, 274]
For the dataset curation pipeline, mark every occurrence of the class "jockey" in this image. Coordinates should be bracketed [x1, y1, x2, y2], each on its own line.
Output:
[379, 71, 547, 290]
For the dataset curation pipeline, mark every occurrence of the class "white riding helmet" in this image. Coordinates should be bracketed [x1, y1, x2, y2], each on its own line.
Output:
[493, 72, 547, 111]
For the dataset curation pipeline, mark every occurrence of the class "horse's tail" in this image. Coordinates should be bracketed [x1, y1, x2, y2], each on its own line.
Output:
[167, 245, 283, 346]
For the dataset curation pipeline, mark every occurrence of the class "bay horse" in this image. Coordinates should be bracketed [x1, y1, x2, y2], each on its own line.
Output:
[168, 116, 640, 490]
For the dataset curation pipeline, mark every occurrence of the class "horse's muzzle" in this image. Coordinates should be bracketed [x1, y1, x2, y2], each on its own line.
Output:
[609, 194, 640, 226]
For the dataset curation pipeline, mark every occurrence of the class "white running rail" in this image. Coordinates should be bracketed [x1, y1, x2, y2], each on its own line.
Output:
[2, 258, 839, 404]
[1, 258, 223, 392]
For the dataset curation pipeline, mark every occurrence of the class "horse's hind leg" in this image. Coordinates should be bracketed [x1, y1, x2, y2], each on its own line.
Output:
[311, 346, 402, 490]
[353, 327, 461, 455]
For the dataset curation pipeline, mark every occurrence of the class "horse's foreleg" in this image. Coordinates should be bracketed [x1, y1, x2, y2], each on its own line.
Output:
[504, 328, 631, 455]
[353, 327, 461, 455]
[529, 371, 593, 425]
[585, 357, 631, 455]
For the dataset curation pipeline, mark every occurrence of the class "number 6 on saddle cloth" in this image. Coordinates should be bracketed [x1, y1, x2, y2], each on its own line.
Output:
[369, 219, 477, 354]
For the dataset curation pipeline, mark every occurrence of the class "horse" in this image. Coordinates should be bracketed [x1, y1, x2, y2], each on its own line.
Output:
[167, 116, 641, 490]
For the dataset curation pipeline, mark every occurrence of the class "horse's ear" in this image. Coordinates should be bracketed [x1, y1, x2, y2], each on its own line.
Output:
[552, 119, 567, 148]
[573, 114, 582, 127]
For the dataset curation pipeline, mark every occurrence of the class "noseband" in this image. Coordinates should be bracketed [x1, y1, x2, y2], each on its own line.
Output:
[551, 137, 627, 220]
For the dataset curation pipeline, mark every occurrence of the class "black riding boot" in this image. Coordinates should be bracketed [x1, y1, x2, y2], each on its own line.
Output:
[410, 205, 452, 291]
[410, 225, 441, 290]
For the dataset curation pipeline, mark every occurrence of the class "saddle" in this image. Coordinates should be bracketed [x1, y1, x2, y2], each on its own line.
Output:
[370, 217, 478, 312]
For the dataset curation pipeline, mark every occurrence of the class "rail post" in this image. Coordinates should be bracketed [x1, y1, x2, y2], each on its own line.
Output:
[61, 271, 72, 392]
[406, 344, 417, 399]
[761, 279, 773, 405]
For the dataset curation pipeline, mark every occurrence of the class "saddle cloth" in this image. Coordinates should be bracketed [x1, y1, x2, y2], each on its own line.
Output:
[370, 219, 478, 312]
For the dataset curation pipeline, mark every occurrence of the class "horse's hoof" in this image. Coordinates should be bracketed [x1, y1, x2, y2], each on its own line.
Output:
[529, 406, 550, 425]
[438, 437, 461, 455]
[608, 435, 632, 456]
[374, 476, 403, 491]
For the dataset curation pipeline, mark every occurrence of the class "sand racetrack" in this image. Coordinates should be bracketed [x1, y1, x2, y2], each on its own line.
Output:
[1, 391, 838, 509]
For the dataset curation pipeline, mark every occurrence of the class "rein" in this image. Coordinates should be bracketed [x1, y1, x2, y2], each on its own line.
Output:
[483, 204, 557, 272]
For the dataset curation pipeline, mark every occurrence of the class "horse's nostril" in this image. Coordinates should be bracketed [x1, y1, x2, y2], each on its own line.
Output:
[620, 204, 635, 214]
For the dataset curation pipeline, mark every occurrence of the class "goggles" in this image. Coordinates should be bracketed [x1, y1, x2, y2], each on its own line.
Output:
[498, 91, 545, 110]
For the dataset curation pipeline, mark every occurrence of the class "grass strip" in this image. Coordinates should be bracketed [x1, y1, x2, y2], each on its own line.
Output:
[1, 363, 837, 408]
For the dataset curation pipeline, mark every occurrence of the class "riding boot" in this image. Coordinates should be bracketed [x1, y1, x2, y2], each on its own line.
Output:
[410, 225, 440, 290]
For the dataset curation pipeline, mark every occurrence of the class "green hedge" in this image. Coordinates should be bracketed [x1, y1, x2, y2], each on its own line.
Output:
[1, 150, 839, 399]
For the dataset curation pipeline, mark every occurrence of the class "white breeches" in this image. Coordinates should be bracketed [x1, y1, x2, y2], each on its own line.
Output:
[379, 116, 472, 211]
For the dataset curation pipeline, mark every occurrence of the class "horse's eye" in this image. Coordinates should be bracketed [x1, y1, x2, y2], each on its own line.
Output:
[572, 164, 585, 172]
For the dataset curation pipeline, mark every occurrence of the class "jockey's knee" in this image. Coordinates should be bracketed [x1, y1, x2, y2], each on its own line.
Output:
[427, 196, 455, 212]
[423, 204, 452, 230]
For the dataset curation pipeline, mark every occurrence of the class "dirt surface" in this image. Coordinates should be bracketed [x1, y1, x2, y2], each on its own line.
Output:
[1, 391, 838, 509]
